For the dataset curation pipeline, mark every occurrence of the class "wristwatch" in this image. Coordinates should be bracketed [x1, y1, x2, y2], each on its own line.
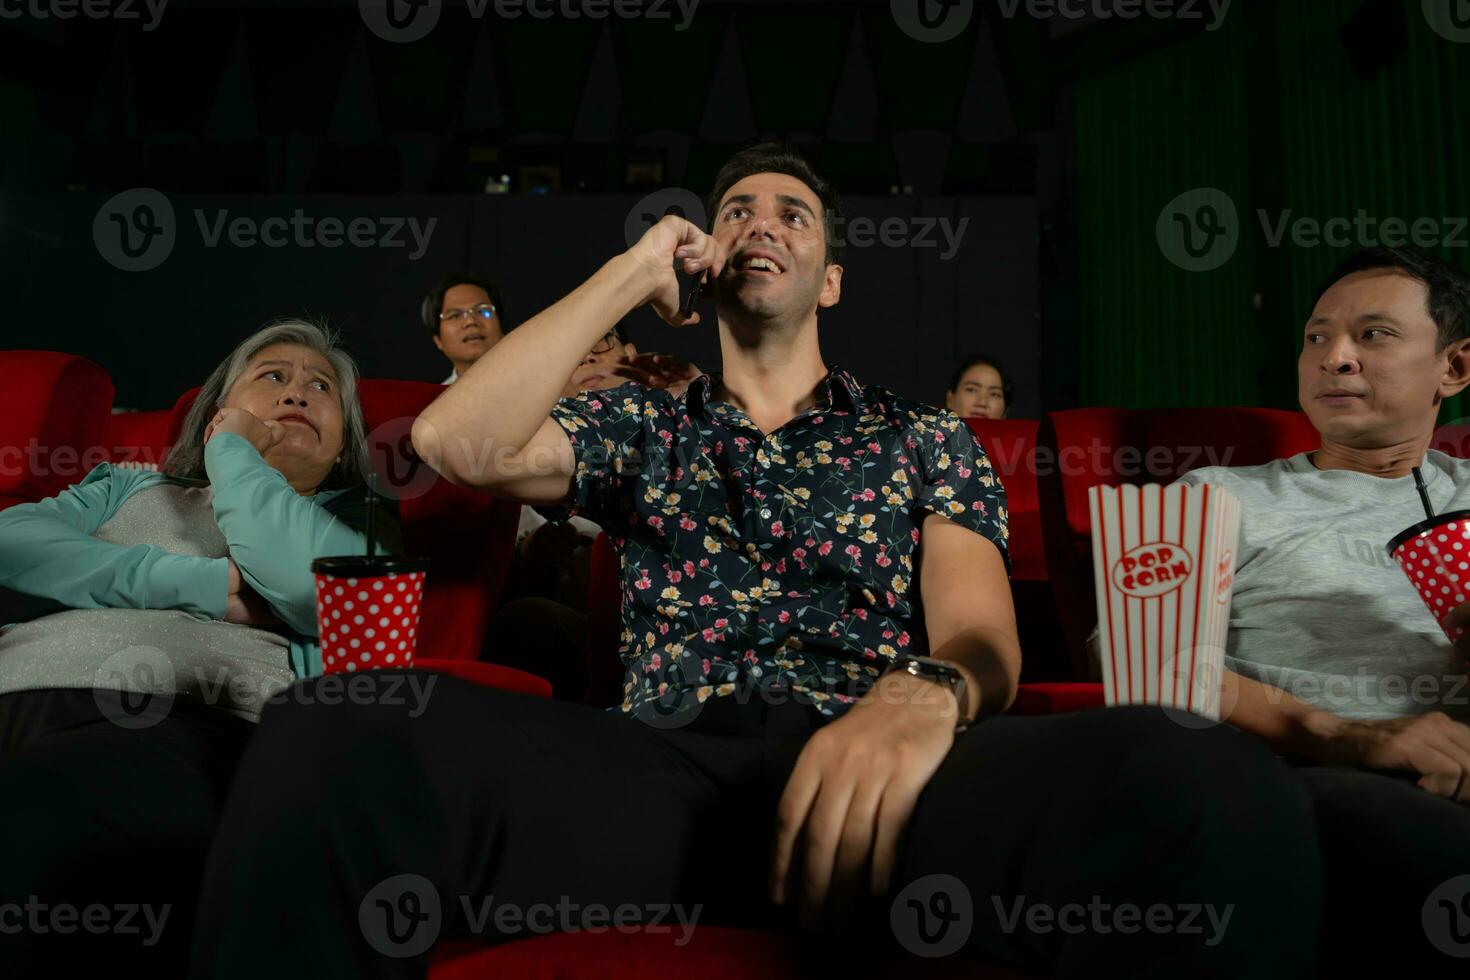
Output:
[891, 656, 971, 733]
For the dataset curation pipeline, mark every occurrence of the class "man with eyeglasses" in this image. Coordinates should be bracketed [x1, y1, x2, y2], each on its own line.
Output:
[419, 273, 510, 385]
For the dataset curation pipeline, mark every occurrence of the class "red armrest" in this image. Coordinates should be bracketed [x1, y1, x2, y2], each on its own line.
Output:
[415, 658, 553, 699]
[1009, 682, 1105, 715]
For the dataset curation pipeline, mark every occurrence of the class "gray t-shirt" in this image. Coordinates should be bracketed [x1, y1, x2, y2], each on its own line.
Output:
[1176, 450, 1470, 722]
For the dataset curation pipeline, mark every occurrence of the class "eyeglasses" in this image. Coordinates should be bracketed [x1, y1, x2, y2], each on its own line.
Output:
[589, 331, 620, 355]
[439, 303, 497, 325]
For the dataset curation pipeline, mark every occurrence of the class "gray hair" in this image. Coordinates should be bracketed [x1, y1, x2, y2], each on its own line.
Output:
[163, 318, 369, 492]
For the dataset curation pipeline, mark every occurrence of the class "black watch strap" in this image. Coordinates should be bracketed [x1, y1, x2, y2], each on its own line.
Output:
[892, 655, 970, 732]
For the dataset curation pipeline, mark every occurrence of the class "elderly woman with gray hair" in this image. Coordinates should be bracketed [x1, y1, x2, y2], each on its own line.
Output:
[0, 319, 400, 976]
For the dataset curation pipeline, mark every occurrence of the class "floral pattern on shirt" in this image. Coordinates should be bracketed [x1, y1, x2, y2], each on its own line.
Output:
[542, 366, 1008, 723]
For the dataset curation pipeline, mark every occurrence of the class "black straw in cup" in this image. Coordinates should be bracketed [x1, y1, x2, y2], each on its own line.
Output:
[1413, 466, 1435, 521]
[365, 473, 377, 561]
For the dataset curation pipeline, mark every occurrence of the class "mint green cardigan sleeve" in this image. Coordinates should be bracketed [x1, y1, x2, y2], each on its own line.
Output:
[204, 432, 377, 638]
[0, 463, 228, 619]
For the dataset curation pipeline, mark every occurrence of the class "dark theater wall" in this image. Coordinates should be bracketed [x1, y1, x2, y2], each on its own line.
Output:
[1, 0, 1058, 415]
[4, 192, 1040, 414]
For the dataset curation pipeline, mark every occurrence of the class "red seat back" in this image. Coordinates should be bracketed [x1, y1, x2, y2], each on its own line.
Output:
[163, 385, 206, 457]
[963, 418, 1044, 581]
[1431, 419, 1470, 459]
[1037, 407, 1320, 676]
[356, 380, 521, 663]
[0, 350, 114, 508]
[101, 409, 175, 471]
[960, 419, 1070, 679]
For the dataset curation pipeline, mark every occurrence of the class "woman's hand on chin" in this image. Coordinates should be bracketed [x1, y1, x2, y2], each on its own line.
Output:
[205, 407, 287, 456]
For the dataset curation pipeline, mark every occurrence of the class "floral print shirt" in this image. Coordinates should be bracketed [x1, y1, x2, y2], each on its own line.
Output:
[542, 366, 1008, 724]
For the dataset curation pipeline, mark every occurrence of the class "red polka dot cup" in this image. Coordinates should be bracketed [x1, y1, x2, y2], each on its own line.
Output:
[311, 557, 430, 674]
[1387, 512, 1470, 643]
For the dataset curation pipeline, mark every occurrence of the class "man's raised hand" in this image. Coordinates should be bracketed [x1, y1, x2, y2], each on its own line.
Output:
[628, 213, 726, 327]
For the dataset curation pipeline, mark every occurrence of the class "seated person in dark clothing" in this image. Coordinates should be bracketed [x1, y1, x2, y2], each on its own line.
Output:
[0, 319, 400, 977]
[189, 145, 1321, 979]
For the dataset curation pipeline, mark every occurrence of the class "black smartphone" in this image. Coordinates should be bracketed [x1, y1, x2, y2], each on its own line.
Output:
[679, 269, 704, 319]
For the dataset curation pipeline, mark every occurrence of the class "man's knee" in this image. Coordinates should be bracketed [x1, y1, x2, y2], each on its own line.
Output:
[1099, 708, 1307, 807]
[242, 677, 441, 812]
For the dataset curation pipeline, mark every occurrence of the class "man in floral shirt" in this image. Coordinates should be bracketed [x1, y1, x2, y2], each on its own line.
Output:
[541, 363, 1009, 724]
[195, 146, 1322, 978]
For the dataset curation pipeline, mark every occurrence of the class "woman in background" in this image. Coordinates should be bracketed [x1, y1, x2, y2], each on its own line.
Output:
[945, 352, 1012, 420]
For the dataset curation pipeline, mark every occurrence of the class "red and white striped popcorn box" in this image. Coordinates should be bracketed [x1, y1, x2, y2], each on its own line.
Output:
[1089, 482, 1242, 721]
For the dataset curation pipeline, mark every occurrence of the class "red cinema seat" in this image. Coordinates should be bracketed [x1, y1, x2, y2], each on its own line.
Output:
[0, 350, 114, 510]
[1037, 407, 1320, 679]
[355, 379, 523, 667]
[964, 418, 1069, 680]
[166, 385, 205, 449]
[962, 418, 1044, 580]
[1431, 418, 1470, 459]
[101, 408, 175, 471]
[429, 931, 1032, 979]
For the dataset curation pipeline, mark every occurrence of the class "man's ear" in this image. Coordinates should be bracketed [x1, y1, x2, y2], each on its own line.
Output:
[944, 391, 955, 412]
[818, 263, 843, 309]
[624, 341, 638, 357]
[1441, 337, 1470, 400]
[431, 332, 445, 354]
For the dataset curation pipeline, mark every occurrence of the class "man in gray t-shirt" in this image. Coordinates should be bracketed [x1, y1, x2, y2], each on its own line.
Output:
[1179, 450, 1470, 724]
[1161, 246, 1470, 971]
[1175, 249, 1470, 803]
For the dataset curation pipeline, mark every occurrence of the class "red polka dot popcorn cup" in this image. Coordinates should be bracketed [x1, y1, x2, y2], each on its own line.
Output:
[1388, 512, 1470, 644]
[311, 557, 430, 674]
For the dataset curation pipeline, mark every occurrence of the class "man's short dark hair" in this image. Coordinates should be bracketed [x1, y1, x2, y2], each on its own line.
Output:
[705, 142, 845, 266]
[948, 353, 1014, 405]
[1317, 246, 1470, 350]
[420, 273, 509, 336]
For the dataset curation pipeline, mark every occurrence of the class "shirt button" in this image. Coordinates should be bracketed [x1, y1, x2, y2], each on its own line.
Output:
[760, 509, 771, 519]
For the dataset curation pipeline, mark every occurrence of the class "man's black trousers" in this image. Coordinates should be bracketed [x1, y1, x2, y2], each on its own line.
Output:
[190, 673, 1325, 978]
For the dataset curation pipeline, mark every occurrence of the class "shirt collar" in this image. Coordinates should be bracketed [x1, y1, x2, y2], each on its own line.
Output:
[688, 364, 863, 419]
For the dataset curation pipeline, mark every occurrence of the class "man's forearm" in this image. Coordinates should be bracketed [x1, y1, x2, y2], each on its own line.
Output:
[1223, 668, 1348, 762]
[415, 252, 655, 476]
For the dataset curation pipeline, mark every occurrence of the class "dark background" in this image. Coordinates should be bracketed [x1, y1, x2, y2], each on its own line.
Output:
[3, 0, 1469, 420]
[3, 191, 1039, 411]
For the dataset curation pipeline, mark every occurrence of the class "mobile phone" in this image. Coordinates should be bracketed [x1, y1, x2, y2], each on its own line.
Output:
[679, 269, 704, 319]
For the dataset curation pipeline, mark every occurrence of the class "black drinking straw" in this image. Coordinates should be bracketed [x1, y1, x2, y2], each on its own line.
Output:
[1413, 466, 1435, 521]
[360, 473, 373, 558]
